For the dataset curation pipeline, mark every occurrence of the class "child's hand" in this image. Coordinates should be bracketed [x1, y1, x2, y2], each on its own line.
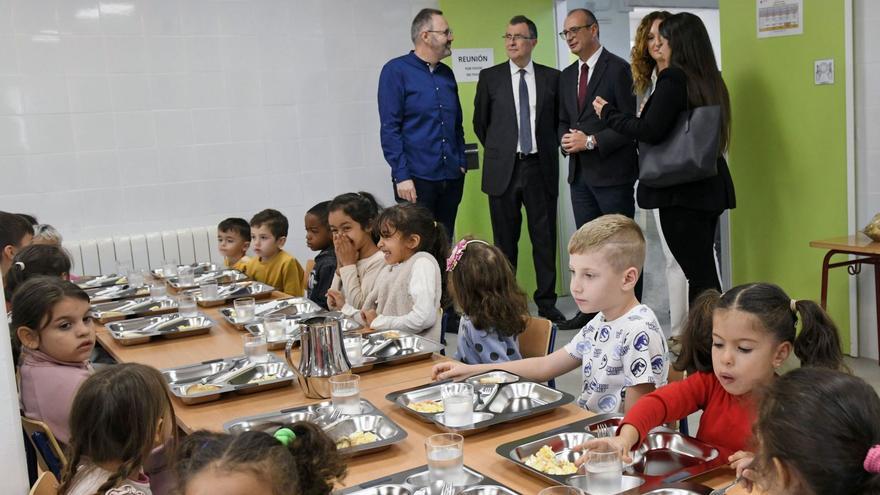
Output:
[575, 436, 634, 465]
[326, 289, 344, 310]
[432, 362, 474, 381]
[361, 309, 378, 327]
[334, 233, 358, 267]
[729, 451, 755, 492]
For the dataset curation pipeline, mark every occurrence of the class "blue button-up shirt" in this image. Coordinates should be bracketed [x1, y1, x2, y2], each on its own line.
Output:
[378, 51, 466, 182]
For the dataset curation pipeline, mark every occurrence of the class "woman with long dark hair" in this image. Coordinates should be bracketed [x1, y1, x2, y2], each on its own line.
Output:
[594, 12, 735, 304]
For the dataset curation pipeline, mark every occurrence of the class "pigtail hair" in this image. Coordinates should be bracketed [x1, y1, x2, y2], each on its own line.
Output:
[674, 289, 720, 373]
[793, 300, 846, 371]
[287, 421, 347, 495]
[92, 458, 139, 495]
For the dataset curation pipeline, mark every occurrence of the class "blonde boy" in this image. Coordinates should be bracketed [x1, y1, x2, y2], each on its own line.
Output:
[241, 209, 306, 297]
[433, 214, 667, 413]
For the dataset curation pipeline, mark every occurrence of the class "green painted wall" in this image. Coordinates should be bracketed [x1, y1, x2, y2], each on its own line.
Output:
[441, 0, 561, 299]
[720, 0, 851, 349]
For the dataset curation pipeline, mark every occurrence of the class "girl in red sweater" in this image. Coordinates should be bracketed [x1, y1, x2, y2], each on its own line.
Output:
[580, 283, 844, 463]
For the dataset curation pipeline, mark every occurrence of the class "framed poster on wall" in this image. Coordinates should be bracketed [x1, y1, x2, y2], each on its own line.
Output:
[757, 0, 803, 38]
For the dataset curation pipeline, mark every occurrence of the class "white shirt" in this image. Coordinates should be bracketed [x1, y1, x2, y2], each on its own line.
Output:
[564, 304, 668, 413]
[577, 45, 604, 93]
[370, 256, 439, 339]
[509, 59, 537, 154]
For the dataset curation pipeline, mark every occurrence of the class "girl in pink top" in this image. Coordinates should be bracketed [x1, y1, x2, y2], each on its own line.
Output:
[13, 276, 94, 445]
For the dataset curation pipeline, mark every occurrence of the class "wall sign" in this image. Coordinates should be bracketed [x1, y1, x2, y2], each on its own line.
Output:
[451, 48, 494, 83]
[757, 0, 803, 38]
[814, 59, 834, 85]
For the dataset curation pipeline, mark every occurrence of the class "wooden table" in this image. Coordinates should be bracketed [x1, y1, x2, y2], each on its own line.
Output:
[810, 234, 880, 361]
[95, 293, 745, 493]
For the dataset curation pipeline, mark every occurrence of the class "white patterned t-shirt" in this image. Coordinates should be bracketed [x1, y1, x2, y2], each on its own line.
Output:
[564, 304, 668, 413]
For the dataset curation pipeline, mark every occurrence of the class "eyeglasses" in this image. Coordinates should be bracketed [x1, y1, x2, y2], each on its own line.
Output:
[502, 34, 534, 42]
[558, 23, 595, 40]
[425, 29, 453, 37]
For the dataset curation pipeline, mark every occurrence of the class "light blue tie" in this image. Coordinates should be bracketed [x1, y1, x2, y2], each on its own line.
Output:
[518, 68, 532, 154]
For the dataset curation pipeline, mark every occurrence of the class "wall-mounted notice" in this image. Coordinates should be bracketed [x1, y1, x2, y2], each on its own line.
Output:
[814, 59, 834, 85]
[757, 0, 803, 38]
[451, 48, 494, 83]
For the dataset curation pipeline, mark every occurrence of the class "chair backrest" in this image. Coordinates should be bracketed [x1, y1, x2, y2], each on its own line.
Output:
[29, 471, 58, 495]
[303, 258, 315, 294]
[21, 417, 67, 480]
[518, 316, 555, 358]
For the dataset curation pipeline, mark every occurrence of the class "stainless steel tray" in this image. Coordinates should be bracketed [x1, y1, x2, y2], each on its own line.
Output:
[85, 284, 150, 303]
[76, 274, 127, 289]
[105, 313, 214, 345]
[151, 262, 220, 279]
[161, 354, 294, 405]
[166, 269, 247, 289]
[91, 296, 178, 323]
[223, 399, 407, 457]
[364, 331, 444, 366]
[187, 281, 275, 307]
[338, 464, 520, 494]
[386, 371, 574, 435]
[494, 413, 729, 492]
[219, 297, 323, 328]
[636, 483, 713, 495]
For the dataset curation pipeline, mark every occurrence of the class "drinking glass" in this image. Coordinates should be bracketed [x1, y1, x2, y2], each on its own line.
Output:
[149, 281, 167, 299]
[441, 383, 474, 427]
[117, 261, 132, 279]
[162, 259, 178, 278]
[234, 297, 256, 322]
[264, 315, 286, 341]
[243, 333, 269, 363]
[344, 336, 365, 365]
[127, 269, 145, 288]
[425, 433, 465, 485]
[178, 294, 197, 317]
[200, 281, 219, 300]
[585, 446, 623, 495]
[178, 265, 195, 287]
[329, 374, 361, 415]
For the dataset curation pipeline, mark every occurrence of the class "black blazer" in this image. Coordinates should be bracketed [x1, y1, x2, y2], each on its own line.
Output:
[601, 67, 736, 212]
[473, 61, 560, 197]
[558, 48, 638, 186]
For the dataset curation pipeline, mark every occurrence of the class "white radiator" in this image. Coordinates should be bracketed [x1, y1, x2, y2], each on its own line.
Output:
[63, 226, 222, 276]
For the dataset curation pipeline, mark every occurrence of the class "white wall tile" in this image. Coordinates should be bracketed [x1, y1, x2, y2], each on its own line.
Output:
[109, 74, 150, 110]
[24, 114, 74, 153]
[228, 107, 263, 141]
[192, 108, 230, 144]
[153, 110, 193, 147]
[179, 0, 219, 35]
[11, 0, 58, 35]
[0, 75, 24, 114]
[21, 75, 69, 114]
[105, 35, 147, 73]
[219, 37, 259, 71]
[99, 0, 144, 35]
[117, 147, 157, 185]
[16, 34, 65, 74]
[0, 155, 27, 187]
[186, 37, 222, 72]
[260, 71, 297, 105]
[56, 0, 101, 35]
[149, 73, 189, 109]
[0, 1, 13, 34]
[72, 112, 116, 151]
[76, 150, 119, 189]
[157, 145, 198, 183]
[62, 36, 107, 74]
[0, 116, 26, 154]
[26, 153, 77, 192]
[140, 0, 181, 35]
[262, 105, 298, 141]
[114, 111, 155, 148]
[147, 36, 187, 73]
[186, 72, 226, 108]
[225, 71, 261, 107]
[217, 1, 255, 36]
[0, 36, 19, 74]
[67, 75, 113, 112]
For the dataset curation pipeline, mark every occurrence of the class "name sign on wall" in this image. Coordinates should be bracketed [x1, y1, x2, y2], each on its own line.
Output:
[451, 48, 494, 83]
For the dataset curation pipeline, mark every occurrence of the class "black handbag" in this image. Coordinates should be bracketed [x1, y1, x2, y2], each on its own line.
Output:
[637, 104, 721, 188]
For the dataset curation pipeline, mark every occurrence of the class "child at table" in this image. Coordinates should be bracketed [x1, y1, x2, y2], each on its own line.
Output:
[58, 363, 176, 495]
[32, 223, 63, 246]
[326, 192, 385, 311]
[1, 210, 34, 308]
[304, 201, 336, 310]
[174, 422, 346, 495]
[217, 217, 251, 272]
[580, 282, 846, 459]
[4, 244, 72, 306]
[435, 214, 668, 413]
[242, 209, 305, 296]
[735, 367, 880, 495]
[14, 277, 93, 446]
[446, 237, 527, 363]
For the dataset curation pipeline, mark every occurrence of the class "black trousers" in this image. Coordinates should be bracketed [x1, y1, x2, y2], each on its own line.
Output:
[395, 176, 465, 241]
[658, 205, 722, 304]
[488, 156, 558, 311]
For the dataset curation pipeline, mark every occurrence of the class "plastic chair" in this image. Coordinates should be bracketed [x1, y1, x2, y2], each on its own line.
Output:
[303, 258, 315, 294]
[518, 317, 558, 388]
[29, 471, 58, 495]
[21, 417, 66, 480]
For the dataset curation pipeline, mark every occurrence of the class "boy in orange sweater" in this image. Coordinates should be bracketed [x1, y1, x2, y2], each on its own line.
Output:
[242, 209, 305, 296]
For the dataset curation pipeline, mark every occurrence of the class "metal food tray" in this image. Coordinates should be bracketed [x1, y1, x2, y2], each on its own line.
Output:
[161, 354, 295, 405]
[223, 399, 407, 457]
[219, 297, 323, 328]
[85, 284, 150, 303]
[188, 281, 275, 307]
[338, 464, 520, 494]
[363, 330, 444, 367]
[105, 313, 214, 345]
[166, 269, 248, 289]
[494, 413, 729, 493]
[151, 262, 220, 279]
[91, 296, 178, 323]
[386, 371, 574, 435]
[76, 274, 127, 289]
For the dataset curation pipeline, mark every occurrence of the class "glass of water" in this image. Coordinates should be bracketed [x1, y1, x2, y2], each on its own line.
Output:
[264, 315, 285, 341]
[200, 281, 219, 300]
[178, 293, 198, 317]
[329, 374, 361, 415]
[585, 446, 623, 495]
[127, 269, 145, 288]
[234, 297, 256, 323]
[344, 336, 365, 365]
[178, 265, 195, 287]
[149, 281, 167, 299]
[243, 333, 269, 363]
[441, 382, 474, 427]
[425, 433, 465, 485]
[162, 258, 178, 278]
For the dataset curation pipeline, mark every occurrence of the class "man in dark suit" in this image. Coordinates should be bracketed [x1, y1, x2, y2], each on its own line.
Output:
[557, 8, 640, 329]
[473, 15, 565, 323]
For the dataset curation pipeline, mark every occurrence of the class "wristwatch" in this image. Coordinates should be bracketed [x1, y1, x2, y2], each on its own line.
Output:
[585, 135, 596, 151]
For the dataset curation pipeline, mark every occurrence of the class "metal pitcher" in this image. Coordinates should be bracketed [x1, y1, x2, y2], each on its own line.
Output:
[285, 314, 351, 398]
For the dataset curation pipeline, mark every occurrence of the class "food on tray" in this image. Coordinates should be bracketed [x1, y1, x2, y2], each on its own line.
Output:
[248, 374, 278, 384]
[407, 400, 444, 413]
[381, 331, 402, 339]
[478, 376, 504, 384]
[120, 331, 144, 339]
[524, 445, 578, 475]
[186, 383, 221, 395]
[100, 311, 125, 317]
[335, 431, 379, 449]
